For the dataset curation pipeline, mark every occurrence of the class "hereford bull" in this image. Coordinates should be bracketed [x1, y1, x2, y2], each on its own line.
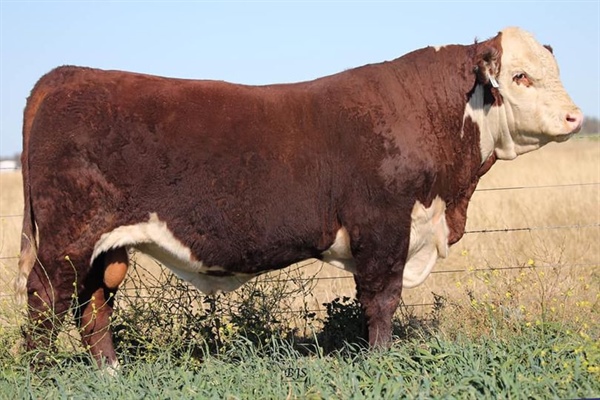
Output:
[16, 27, 582, 368]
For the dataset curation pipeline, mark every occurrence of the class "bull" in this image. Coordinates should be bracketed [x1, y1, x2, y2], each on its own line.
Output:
[16, 27, 582, 368]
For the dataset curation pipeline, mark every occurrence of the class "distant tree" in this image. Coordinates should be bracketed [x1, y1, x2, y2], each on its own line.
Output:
[581, 115, 600, 134]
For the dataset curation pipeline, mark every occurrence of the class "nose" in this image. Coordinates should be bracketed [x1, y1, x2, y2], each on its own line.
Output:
[565, 110, 584, 133]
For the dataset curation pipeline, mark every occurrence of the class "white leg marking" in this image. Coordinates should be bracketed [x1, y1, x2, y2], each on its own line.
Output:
[103, 360, 120, 378]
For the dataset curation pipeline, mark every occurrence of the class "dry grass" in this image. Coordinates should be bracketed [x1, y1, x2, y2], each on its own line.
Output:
[0, 137, 598, 328]
[0, 172, 24, 327]
[405, 137, 599, 315]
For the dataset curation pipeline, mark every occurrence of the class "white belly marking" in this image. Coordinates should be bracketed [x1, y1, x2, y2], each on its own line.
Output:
[92, 201, 448, 294]
[92, 213, 255, 294]
[322, 227, 356, 273]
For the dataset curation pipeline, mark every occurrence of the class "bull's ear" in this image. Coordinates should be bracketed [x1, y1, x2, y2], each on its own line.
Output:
[544, 44, 554, 54]
[474, 46, 501, 88]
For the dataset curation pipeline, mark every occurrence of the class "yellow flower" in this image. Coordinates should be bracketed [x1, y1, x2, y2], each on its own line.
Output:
[527, 259, 535, 266]
[579, 331, 590, 340]
[505, 292, 512, 299]
[461, 250, 468, 256]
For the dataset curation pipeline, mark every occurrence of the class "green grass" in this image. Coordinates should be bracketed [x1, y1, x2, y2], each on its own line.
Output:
[1, 259, 598, 399]
[1, 324, 598, 399]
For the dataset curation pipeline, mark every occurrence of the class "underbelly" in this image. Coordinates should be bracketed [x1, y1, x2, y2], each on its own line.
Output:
[92, 198, 449, 294]
[92, 212, 258, 294]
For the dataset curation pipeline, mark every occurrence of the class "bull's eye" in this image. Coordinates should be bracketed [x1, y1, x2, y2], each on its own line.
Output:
[513, 72, 532, 87]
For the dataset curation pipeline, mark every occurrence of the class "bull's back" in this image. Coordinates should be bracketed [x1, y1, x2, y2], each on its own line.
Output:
[29, 66, 329, 161]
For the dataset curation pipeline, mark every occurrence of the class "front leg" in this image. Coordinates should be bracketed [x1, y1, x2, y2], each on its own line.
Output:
[343, 202, 413, 346]
[354, 268, 404, 346]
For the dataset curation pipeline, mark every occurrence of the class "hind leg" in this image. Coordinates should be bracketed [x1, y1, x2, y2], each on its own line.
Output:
[25, 254, 78, 361]
[75, 247, 128, 368]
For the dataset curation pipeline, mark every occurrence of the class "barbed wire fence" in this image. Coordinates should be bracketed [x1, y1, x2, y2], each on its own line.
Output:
[0, 170, 599, 318]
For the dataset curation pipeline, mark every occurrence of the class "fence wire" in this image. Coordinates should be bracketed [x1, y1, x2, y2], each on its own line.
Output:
[1, 178, 599, 315]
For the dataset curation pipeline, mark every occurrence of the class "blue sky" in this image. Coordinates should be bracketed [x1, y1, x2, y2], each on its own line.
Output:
[1, 1, 598, 157]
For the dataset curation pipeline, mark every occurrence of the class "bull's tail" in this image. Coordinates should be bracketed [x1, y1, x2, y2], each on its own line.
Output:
[15, 184, 36, 306]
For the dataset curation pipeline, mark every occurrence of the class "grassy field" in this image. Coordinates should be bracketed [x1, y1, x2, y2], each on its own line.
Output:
[0, 137, 598, 398]
[1, 329, 598, 399]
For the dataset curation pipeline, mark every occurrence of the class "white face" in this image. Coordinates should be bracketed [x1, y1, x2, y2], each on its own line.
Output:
[497, 27, 583, 154]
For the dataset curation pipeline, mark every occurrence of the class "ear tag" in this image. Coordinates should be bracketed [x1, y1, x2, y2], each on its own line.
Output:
[489, 76, 499, 88]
